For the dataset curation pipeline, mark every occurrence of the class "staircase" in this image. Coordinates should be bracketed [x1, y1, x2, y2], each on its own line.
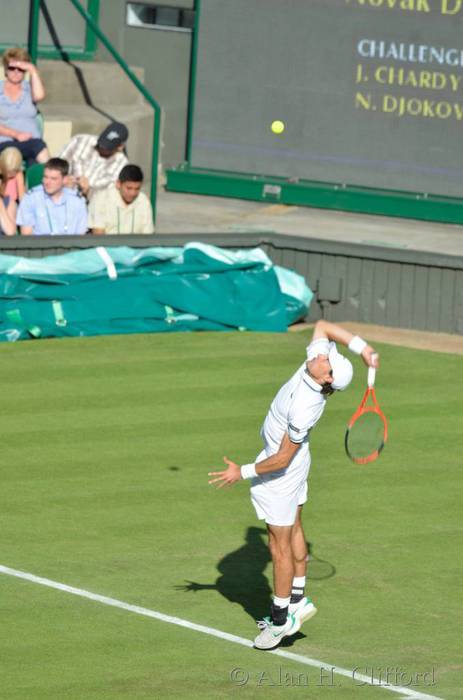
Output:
[37, 60, 157, 180]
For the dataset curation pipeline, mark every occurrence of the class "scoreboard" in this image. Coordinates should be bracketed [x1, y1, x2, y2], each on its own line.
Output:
[189, 0, 463, 199]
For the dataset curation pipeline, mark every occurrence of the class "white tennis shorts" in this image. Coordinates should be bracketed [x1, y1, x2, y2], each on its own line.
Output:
[249, 446, 309, 527]
[250, 479, 307, 526]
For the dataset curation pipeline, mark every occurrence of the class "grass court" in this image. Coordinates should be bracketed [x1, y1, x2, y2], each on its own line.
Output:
[0, 330, 460, 699]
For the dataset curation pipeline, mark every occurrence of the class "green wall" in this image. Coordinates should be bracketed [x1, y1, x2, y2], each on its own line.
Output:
[96, 0, 194, 169]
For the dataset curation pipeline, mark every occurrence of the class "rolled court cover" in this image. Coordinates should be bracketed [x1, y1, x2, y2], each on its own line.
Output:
[0, 243, 313, 341]
[190, 0, 463, 197]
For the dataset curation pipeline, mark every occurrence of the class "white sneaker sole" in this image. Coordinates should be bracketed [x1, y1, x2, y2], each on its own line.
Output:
[292, 603, 317, 633]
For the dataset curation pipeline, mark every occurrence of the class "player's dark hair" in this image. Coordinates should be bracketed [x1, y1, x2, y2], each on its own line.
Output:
[321, 383, 335, 396]
[118, 164, 144, 183]
[45, 157, 69, 176]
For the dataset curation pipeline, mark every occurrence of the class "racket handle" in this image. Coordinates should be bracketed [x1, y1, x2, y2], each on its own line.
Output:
[368, 353, 378, 387]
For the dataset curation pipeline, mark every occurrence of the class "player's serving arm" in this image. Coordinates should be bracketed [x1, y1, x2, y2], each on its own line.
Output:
[208, 320, 379, 650]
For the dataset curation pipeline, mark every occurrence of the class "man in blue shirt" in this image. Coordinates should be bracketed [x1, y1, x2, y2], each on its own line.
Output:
[17, 158, 88, 235]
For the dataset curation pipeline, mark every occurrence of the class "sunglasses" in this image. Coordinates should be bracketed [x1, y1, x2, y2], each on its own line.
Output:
[7, 66, 26, 73]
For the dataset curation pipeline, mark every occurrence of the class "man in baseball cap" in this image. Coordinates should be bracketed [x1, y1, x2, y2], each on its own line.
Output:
[60, 121, 129, 200]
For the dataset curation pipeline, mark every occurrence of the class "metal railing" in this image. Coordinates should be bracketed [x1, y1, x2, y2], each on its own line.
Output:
[28, 0, 161, 222]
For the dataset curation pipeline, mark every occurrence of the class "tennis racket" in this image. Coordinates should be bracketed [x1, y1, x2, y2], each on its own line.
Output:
[345, 356, 387, 464]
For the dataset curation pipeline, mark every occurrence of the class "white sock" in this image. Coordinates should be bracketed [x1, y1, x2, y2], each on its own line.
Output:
[273, 595, 291, 609]
[291, 575, 306, 603]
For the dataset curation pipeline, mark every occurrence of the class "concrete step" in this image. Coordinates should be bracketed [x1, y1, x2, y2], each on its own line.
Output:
[40, 103, 157, 180]
[37, 59, 147, 107]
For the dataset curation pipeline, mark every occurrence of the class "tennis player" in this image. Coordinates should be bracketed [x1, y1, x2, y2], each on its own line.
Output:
[208, 320, 378, 650]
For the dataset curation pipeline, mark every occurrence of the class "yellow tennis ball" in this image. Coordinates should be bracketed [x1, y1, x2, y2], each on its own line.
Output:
[271, 120, 285, 134]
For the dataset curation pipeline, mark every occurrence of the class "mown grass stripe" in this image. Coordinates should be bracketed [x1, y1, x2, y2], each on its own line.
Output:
[0, 564, 443, 700]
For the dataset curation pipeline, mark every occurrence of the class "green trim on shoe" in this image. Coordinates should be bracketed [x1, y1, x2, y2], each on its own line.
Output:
[254, 613, 297, 650]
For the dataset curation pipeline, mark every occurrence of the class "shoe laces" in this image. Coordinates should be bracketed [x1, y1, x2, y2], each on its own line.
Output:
[256, 616, 272, 631]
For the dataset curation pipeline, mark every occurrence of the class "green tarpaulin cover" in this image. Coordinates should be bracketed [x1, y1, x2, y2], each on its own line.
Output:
[0, 242, 313, 342]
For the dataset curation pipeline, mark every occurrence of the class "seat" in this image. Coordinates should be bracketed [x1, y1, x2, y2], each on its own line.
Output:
[25, 162, 44, 189]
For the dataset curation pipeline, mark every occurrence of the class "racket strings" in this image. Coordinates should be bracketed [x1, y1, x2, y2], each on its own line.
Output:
[346, 411, 385, 461]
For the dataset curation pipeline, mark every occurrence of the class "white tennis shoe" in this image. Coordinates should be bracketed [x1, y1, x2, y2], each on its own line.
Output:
[288, 596, 317, 632]
[254, 612, 297, 650]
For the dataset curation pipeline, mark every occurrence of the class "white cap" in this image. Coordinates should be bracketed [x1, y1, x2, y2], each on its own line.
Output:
[328, 343, 353, 391]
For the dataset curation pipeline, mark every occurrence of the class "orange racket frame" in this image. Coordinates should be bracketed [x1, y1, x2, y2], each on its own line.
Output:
[345, 363, 388, 464]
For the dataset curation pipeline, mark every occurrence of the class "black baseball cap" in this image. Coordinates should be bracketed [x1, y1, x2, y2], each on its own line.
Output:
[97, 122, 129, 151]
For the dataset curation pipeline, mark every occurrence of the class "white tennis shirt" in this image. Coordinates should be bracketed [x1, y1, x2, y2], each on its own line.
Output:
[255, 338, 330, 494]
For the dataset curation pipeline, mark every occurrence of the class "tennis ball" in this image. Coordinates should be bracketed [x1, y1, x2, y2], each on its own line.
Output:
[271, 120, 285, 134]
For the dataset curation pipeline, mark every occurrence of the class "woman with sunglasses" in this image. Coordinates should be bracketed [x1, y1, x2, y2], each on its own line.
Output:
[0, 47, 49, 165]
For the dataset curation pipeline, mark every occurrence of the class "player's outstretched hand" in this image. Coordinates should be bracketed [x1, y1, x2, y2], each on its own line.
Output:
[208, 457, 241, 488]
[174, 580, 210, 593]
[361, 345, 379, 368]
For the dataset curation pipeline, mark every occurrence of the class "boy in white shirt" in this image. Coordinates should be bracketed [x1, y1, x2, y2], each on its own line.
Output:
[88, 164, 154, 235]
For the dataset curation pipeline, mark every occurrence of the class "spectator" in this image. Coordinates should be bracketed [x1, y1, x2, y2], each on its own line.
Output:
[0, 146, 25, 202]
[0, 155, 17, 235]
[0, 47, 49, 165]
[89, 164, 154, 235]
[60, 122, 129, 200]
[17, 157, 87, 236]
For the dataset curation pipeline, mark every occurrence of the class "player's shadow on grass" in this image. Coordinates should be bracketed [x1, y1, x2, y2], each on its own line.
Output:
[175, 528, 336, 625]
[176, 526, 272, 621]
[306, 541, 336, 581]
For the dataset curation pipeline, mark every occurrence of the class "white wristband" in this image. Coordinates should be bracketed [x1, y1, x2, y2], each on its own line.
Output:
[348, 335, 367, 355]
[241, 463, 257, 480]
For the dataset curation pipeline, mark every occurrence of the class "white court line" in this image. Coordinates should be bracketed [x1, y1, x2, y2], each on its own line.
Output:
[0, 564, 443, 700]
